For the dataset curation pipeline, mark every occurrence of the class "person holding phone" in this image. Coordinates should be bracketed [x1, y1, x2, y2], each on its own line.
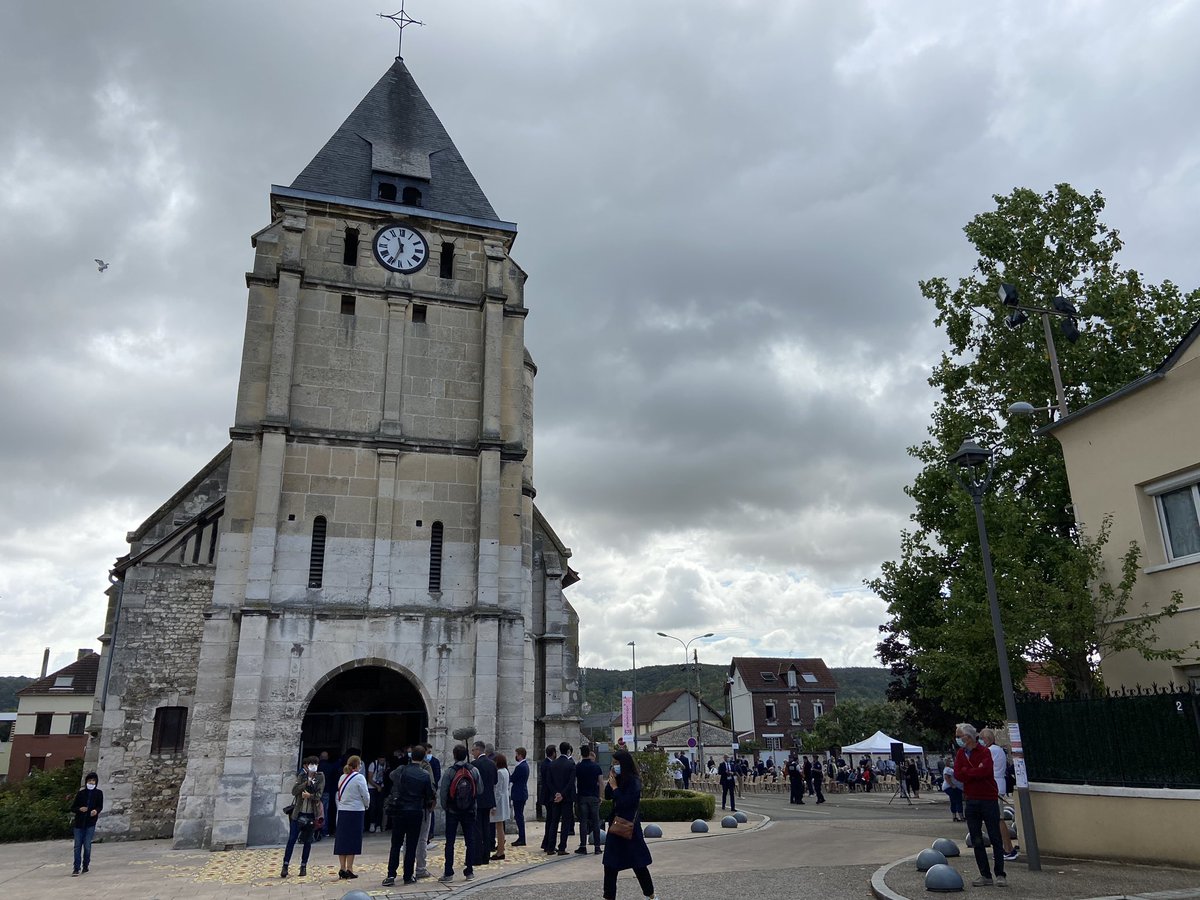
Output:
[600, 749, 656, 900]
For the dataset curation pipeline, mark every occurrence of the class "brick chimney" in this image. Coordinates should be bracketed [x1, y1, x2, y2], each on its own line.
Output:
[77, 648, 92, 661]
[41, 648, 50, 678]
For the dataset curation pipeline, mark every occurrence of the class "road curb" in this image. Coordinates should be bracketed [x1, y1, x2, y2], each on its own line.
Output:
[870, 854, 914, 900]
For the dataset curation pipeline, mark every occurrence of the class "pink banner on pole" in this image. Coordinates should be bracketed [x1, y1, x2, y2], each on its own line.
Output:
[621, 690, 634, 741]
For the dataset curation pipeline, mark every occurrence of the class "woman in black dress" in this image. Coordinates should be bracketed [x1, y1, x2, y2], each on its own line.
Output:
[601, 749, 656, 900]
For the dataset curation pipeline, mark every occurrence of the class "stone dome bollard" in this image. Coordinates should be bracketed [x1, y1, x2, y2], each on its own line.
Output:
[924, 863, 965, 892]
[1007, 823, 1017, 839]
[643, 823, 663, 838]
[916, 848, 947, 872]
[931, 837, 960, 857]
[964, 832, 974, 848]
[596, 828, 606, 845]
[690, 819, 709, 833]
[733, 811, 748, 823]
[721, 815, 738, 828]
[1001, 806, 1015, 821]
[341, 892, 374, 900]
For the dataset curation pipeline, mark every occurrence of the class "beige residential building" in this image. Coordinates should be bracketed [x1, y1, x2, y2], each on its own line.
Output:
[1046, 319, 1200, 689]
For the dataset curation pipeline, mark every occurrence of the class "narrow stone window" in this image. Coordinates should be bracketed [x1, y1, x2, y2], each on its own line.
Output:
[439, 242, 454, 279]
[151, 706, 188, 754]
[377, 183, 397, 202]
[308, 516, 328, 588]
[343, 227, 359, 265]
[412, 303, 427, 324]
[428, 521, 444, 592]
[402, 186, 422, 206]
[341, 294, 356, 316]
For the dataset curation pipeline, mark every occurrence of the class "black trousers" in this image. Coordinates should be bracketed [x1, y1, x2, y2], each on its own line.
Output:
[789, 775, 804, 803]
[475, 807, 495, 862]
[964, 798, 1006, 880]
[603, 864, 654, 900]
[443, 810, 477, 877]
[721, 781, 737, 810]
[813, 775, 825, 802]
[387, 809, 423, 880]
[544, 799, 571, 851]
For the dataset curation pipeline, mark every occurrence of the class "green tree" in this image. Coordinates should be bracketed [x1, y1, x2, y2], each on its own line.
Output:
[871, 184, 1200, 719]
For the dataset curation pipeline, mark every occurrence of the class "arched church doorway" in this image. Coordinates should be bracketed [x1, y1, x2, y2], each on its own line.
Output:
[300, 665, 427, 763]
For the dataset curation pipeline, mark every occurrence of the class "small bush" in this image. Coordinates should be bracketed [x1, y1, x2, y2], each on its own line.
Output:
[0, 760, 83, 843]
[600, 789, 714, 822]
[632, 751, 670, 799]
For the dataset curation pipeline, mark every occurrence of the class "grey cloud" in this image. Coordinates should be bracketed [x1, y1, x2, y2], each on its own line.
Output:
[5, 1, 1200, 674]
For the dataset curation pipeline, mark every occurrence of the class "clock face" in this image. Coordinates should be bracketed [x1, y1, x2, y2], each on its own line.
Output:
[373, 224, 429, 273]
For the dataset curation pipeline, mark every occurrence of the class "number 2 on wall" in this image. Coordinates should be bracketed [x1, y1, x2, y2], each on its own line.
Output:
[1177, 700, 1185, 714]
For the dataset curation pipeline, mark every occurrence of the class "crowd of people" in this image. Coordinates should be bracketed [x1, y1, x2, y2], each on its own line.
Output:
[275, 738, 658, 898]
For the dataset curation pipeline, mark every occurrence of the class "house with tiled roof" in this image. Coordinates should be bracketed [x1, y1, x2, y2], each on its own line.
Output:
[609, 688, 724, 749]
[726, 657, 838, 758]
[7, 651, 98, 784]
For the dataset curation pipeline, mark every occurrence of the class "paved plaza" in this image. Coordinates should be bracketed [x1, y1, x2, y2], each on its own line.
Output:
[2, 788, 1197, 899]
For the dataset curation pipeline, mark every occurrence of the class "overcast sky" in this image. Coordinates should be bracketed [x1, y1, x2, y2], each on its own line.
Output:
[3, 1, 1200, 678]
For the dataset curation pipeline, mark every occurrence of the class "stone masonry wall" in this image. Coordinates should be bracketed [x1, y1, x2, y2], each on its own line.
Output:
[98, 564, 211, 840]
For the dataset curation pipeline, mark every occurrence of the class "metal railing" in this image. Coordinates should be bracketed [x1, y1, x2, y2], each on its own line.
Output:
[1015, 683, 1200, 789]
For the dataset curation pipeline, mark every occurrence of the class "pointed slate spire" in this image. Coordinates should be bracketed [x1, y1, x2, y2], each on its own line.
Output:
[291, 59, 499, 222]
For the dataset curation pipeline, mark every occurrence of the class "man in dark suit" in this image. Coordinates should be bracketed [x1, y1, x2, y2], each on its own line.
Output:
[718, 755, 738, 812]
[537, 744, 557, 848]
[544, 741, 576, 855]
[470, 741, 498, 865]
[510, 747, 530, 846]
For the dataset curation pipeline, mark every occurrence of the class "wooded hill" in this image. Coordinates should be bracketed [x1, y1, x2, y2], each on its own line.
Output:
[0, 676, 33, 712]
[581, 665, 889, 717]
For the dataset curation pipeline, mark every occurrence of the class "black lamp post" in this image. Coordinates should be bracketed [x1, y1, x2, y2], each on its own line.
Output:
[949, 437, 1042, 871]
[657, 631, 714, 765]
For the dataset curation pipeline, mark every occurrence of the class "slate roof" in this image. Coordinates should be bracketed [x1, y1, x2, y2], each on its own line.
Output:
[729, 657, 839, 693]
[17, 653, 100, 697]
[291, 59, 499, 222]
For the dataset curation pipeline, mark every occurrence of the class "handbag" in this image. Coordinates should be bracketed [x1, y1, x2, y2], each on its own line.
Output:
[608, 816, 635, 839]
[296, 811, 315, 829]
[282, 803, 295, 817]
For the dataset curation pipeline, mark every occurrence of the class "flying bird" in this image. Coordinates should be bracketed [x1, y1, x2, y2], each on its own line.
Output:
[95, 258, 109, 273]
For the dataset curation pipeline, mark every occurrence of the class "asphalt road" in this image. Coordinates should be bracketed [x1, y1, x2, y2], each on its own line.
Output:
[460, 788, 954, 900]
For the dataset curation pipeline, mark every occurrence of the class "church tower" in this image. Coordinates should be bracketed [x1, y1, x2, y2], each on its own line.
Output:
[87, 57, 581, 850]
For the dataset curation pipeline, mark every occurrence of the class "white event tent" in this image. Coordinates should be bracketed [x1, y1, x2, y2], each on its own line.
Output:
[839, 730, 924, 755]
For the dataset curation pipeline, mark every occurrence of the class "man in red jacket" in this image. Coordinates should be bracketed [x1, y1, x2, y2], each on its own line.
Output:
[954, 723, 1007, 887]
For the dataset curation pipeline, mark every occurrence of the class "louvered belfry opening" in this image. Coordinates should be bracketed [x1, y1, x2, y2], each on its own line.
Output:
[309, 516, 328, 588]
[428, 521, 444, 592]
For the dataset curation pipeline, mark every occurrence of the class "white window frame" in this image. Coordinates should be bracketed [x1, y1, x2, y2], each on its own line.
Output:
[812, 700, 825, 719]
[786, 670, 797, 688]
[789, 700, 800, 724]
[764, 701, 777, 724]
[1145, 467, 1200, 566]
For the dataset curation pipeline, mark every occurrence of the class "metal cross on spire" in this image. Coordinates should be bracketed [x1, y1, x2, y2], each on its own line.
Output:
[378, 1, 424, 59]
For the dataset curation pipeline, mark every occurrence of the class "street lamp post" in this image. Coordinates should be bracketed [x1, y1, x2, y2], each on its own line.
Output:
[627, 641, 638, 751]
[950, 437, 1042, 871]
[656, 632, 714, 766]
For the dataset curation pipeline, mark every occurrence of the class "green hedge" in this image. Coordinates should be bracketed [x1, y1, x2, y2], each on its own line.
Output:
[599, 789, 715, 822]
[0, 760, 83, 843]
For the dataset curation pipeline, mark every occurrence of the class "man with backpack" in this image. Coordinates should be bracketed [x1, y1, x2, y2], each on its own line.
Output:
[437, 744, 482, 883]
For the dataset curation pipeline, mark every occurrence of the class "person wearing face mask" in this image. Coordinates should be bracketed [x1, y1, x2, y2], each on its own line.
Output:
[601, 750, 656, 900]
[954, 723, 1007, 888]
[70, 772, 104, 875]
[281, 756, 325, 878]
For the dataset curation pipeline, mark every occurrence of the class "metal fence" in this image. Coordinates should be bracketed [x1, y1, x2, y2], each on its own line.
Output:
[1015, 683, 1200, 789]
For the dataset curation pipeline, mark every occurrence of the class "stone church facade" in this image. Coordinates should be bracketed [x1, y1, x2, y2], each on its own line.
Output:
[85, 58, 581, 849]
